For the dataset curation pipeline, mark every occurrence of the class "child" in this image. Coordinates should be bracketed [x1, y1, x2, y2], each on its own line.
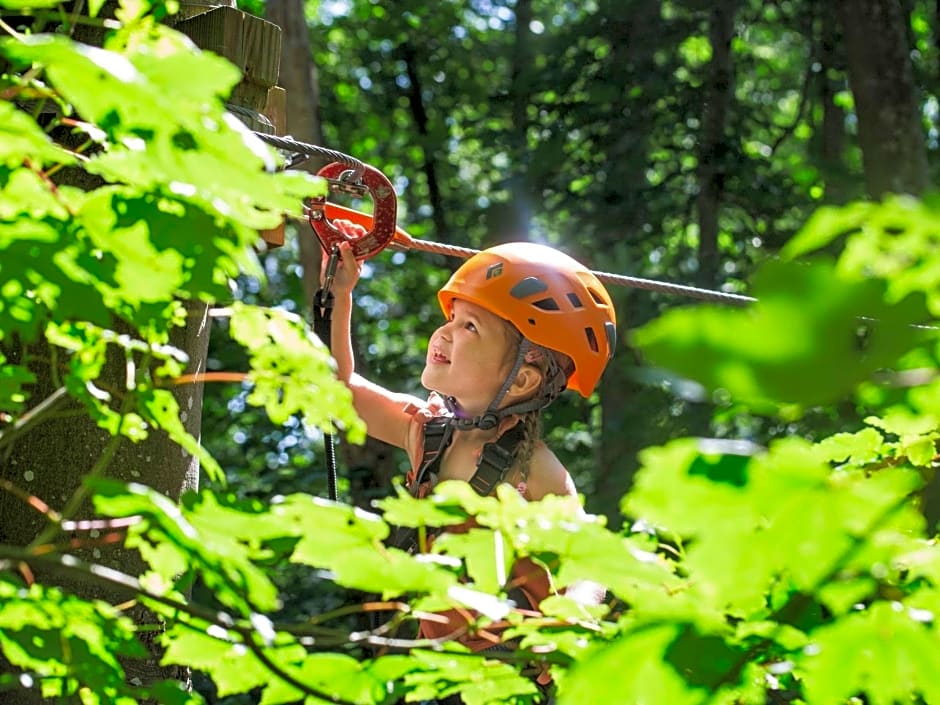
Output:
[324, 222, 617, 678]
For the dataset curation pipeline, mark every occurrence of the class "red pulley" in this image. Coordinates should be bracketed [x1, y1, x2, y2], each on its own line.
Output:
[307, 162, 398, 260]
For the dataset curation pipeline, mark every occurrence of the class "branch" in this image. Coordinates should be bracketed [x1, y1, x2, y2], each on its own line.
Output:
[0, 387, 69, 453]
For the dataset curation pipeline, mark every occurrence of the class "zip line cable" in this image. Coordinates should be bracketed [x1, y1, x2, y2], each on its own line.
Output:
[254, 131, 756, 307]
[388, 235, 757, 306]
[317, 199, 758, 307]
[254, 132, 366, 180]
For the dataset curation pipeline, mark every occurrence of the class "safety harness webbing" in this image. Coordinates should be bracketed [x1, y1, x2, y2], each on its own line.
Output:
[411, 417, 527, 498]
[312, 286, 339, 502]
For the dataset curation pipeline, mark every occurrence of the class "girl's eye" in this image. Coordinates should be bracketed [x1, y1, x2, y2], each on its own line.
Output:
[465, 322, 477, 332]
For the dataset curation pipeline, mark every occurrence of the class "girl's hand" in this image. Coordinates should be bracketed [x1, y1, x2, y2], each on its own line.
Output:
[322, 219, 364, 294]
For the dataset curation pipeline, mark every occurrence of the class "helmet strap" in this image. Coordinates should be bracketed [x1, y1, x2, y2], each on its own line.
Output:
[444, 339, 562, 430]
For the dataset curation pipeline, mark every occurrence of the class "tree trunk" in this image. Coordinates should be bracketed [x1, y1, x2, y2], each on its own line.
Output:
[591, 0, 669, 524]
[818, 1, 850, 202]
[0, 303, 210, 701]
[838, 0, 928, 197]
[505, 0, 533, 240]
[695, 0, 737, 289]
[265, 0, 325, 313]
[400, 41, 450, 242]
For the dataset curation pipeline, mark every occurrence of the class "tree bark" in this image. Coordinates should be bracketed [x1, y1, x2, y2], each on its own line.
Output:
[506, 0, 534, 240]
[0, 303, 210, 701]
[819, 3, 845, 184]
[399, 41, 450, 242]
[696, 0, 737, 289]
[591, 0, 668, 524]
[265, 0, 325, 313]
[838, 0, 928, 197]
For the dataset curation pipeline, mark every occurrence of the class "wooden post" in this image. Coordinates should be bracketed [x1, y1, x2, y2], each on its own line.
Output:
[175, 4, 288, 247]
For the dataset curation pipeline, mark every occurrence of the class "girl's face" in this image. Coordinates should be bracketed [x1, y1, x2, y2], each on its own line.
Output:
[421, 298, 519, 414]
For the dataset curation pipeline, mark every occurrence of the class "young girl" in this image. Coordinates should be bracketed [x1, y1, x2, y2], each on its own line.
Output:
[325, 222, 617, 668]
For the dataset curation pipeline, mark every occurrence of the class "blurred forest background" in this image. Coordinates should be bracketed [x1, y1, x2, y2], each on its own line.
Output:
[196, 0, 938, 635]
[2, 0, 940, 702]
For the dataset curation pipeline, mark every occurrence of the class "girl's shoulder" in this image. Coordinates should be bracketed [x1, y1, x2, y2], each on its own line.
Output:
[523, 442, 577, 501]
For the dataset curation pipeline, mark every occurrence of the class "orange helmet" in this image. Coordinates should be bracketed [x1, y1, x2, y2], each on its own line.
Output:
[438, 242, 617, 397]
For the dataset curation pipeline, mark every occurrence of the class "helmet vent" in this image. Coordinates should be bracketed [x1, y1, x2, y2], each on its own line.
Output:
[532, 297, 560, 311]
[584, 327, 599, 353]
[587, 288, 606, 305]
[510, 277, 549, 299]
[566, 292, 583, 308]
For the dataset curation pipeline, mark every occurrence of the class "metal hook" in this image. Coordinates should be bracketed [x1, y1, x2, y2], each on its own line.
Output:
[307, 162, 398, 261]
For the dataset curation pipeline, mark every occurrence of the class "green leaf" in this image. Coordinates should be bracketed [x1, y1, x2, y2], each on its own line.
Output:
[816, 427, 885, 465]
[799, 601, 940, 705]
[0, 103, 76, 167]
[228, 303, 366, 443]
[275, 493, 456, 597]
[76, 188, 256, 307]
[405, 650, 539, 705]
[433, 528, 513, 594]
[92, 481, 283, 613]
[625, 437, 924, 616]
[161, 624, 305, 698]
[780, 202, 871, 260]
[632, 258, 931, 413]
[1, 167, 72, 222]
[260, 652, 411, 705]
[77, 190, 185, 304]
[376, 488, 473, 529]
[559, 623, 759, 705]
[0, 576, 146, 695]
[0, 360, 35, 413]
[865, 408, 939, 436]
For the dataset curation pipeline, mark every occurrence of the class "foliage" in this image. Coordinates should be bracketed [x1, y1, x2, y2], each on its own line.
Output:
[2, 1, 940, 705]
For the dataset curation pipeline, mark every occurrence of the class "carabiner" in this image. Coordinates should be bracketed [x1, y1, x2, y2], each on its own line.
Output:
[307, 162, 398, 260]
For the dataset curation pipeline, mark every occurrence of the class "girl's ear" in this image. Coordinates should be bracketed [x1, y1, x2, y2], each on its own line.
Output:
[510, 364, 543, 400]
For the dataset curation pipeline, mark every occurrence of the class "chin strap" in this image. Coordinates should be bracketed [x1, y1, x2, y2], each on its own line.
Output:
[442, 340, 567, 431]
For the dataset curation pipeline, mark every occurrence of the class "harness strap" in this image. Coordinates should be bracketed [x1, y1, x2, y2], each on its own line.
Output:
[412, 417, 455, 493]
[411, 416, 526, 497]
[312, 286, 339, 502]
[467, 421, 527, 496]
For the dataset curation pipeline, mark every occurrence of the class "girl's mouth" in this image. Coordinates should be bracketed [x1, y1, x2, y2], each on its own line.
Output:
[430, 349, 450, 364]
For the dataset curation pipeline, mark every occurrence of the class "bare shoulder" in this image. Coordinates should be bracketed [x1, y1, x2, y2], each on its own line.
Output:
[524, 441, 579, 502]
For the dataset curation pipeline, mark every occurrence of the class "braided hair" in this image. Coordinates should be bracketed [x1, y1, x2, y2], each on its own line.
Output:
[508, 346, 573, 484]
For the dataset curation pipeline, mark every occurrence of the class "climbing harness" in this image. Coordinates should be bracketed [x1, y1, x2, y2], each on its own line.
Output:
[388, 414, 527, 554]
[412, 415, 527, 498]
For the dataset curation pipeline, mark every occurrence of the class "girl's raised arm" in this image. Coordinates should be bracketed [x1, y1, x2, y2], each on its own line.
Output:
[326, 237, 424, 454]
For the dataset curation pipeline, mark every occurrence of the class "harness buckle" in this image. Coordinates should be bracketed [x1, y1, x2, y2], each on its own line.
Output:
[468, 440, 514, 496]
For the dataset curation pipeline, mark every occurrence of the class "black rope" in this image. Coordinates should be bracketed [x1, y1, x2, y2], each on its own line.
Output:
[312, 249, 341, 502]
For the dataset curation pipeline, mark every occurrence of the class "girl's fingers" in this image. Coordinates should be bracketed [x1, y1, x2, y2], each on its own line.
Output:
[339, 241, 358, 267]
